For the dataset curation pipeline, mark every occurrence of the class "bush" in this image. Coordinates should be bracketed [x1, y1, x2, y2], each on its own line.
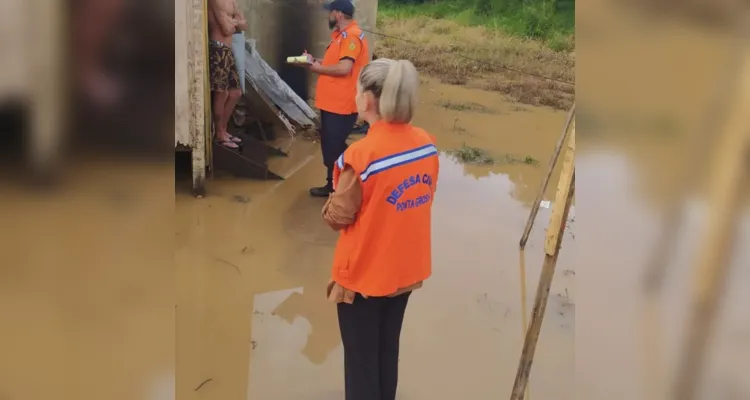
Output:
[379, 0, 575, 46]
[475, 0, 493, 16]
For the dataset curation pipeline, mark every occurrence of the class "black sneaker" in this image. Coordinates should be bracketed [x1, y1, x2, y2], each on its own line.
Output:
[309, 185, 333, 198]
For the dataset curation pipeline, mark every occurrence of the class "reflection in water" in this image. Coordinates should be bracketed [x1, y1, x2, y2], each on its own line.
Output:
[642, 295, 667, 400]
[275, 190, 342, 365]
[419, 77, 568, 207]
[273, 290, 340, 365]
[176, 77, 577, 399]
[146, 371, 175, 400]
[518, 249, 531, 400]
[172, 11, 750, 398]
[519, 250, 529, 337]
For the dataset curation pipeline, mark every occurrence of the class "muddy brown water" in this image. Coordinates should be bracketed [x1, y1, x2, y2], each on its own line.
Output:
[2, 71, 746, 399]
[171, 48, 749, 400]
[2, 4, 750, 399]
[172, 79, 574, 400]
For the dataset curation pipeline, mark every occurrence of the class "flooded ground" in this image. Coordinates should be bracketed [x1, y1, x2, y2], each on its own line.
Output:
[2, 2, 749, 398]
[576, 2, 750, 399]
[175, 79, 574, 400]
[173, 19, 750, 396]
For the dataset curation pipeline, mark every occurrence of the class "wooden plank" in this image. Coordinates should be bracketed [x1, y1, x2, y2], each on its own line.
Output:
[544, 126, 575, 256]
[642, 47, 743, 294]
[510, 125, 575, 400]
[670, 44, 750, 400]
[518, 250, 531, 400]
[212, 141, 284, 181]
[511, 172, 575, 400]
[175, 0, 191, 147]
[244, 39, 317, 127]
[188, 0, 207, 194]
[520, 104, 575, 249]
[242, 73, 297, 135]
[202, 0, 212, 174]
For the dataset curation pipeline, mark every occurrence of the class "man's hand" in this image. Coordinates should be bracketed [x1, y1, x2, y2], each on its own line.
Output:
[291, 51, 317, 68]
[232, 7, 247, 31]
[303, 50, 316, 64]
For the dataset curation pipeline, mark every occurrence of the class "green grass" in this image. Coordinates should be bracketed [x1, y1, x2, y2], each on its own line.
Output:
[447, 144, 540, 166]
[378, 0, 574, 50]
[376, 16, 575, 109]
[436, 100, 496, 113]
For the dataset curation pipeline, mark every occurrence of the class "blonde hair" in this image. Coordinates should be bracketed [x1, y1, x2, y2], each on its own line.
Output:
[358, 58, 419, 123]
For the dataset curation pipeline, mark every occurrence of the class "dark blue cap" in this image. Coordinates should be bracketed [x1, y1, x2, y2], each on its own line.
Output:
[323, 0, 354, 17]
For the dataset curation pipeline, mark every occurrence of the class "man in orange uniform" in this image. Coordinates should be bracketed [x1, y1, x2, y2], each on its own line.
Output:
[303, 0, 370, 197]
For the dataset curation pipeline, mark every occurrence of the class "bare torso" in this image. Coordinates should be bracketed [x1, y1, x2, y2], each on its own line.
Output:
[207, 7, 230, 45]
[207, 0, 244, 45]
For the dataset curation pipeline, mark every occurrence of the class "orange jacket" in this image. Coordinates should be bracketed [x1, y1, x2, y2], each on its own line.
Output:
[315, 21, 370, 115]
[331, 121, 440, 297]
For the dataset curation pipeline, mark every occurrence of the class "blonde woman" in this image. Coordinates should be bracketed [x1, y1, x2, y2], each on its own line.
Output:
[322, 58, 439, 400]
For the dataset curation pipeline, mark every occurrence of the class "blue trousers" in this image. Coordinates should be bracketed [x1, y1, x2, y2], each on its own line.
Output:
[320, 110, 358, 188]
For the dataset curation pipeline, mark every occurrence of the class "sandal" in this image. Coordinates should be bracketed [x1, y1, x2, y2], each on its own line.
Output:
[217, 139, 239, 149]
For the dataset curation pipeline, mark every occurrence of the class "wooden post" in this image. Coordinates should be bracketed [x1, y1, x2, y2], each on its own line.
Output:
[203, 0, 213, 176]
[510, 128, 575, 400]
[639, 27, 747, 400]
[518, 250, 529, 339]
[188, 0, 208, 196]
[519, 104, 575, 249]
[518, 249, 530, 400]
[670, 48, 750, 400]
[642, 51, 742, 294]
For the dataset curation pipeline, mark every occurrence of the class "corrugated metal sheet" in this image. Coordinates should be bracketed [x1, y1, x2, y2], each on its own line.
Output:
[244, 39, 317, 128]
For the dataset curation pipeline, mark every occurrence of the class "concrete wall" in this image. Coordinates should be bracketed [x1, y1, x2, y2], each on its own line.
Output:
[238, 0, 378, 100]
[352, 0, 378, 60]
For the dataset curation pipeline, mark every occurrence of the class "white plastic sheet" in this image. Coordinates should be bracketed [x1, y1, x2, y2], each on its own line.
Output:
[231, 32, 246, 93]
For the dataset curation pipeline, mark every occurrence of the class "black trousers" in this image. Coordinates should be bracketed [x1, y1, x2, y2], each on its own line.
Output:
[337, 292, 412, 400]
[320, 110, 358, 188]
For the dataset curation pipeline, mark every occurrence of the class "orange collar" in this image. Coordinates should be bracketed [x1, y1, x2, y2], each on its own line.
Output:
[366, 120, 411, 137]
[332, 20, 360, 39]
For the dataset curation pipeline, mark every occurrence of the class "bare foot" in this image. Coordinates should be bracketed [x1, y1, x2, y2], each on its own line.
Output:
[217, 139, 239, 149]
[216, 132, 239, 149]
[217, 131, 242, 143]
[216, 131, 242, 143]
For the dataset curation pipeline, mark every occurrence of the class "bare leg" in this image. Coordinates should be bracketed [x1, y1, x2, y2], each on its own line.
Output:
[212, 90, 236, 148]
[222, 88, 243, 138]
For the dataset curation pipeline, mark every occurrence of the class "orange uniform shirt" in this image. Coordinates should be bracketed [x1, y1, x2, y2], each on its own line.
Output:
[331, 121, 440, 297]
[315, 21, 370, 115]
